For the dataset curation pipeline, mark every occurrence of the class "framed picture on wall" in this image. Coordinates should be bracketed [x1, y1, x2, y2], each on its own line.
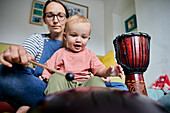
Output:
[61, 0, 88, 18]
[125, 14, 137, 33]
[30, 0, 44, 26]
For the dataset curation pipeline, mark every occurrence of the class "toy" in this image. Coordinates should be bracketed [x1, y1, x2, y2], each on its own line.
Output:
[151, 74, 170, 90]
[29, 60, 74, 81]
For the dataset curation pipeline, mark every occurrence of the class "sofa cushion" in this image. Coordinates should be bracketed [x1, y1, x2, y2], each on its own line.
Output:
[0, 42, 17, 54]
[99, 50, 125, 84]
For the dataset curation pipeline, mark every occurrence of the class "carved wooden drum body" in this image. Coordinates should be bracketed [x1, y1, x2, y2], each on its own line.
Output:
[113, 32, 151, 95]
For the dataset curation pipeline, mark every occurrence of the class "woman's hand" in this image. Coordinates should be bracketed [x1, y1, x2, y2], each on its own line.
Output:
[0, 45, 34, 67]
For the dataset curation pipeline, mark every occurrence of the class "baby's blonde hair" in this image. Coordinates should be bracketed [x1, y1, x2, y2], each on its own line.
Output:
[65, 15, 91, 34]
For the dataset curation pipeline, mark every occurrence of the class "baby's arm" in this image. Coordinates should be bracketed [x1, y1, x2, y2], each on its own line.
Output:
[96, 65, 124, 79]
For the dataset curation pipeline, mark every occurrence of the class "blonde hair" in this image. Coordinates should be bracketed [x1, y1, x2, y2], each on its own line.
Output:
[65, 15, 91, 34]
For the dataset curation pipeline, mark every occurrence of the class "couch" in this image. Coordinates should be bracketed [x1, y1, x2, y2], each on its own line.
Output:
[0, 42, 168, 94]
[0, 42, 169, 112]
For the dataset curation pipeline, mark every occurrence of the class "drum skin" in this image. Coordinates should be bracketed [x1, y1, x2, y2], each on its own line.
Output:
[28, 87, 168, 113]
[113, 32, 151, 95]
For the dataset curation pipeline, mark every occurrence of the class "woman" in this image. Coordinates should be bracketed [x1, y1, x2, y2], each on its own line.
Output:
[0, 0, 69, 111]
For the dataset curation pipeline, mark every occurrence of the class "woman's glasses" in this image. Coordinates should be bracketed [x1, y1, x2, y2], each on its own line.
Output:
[45, 12, 66, 22]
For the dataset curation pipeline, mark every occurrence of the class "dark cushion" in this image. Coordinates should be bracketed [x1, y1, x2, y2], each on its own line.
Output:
[29, 87, 168, 113]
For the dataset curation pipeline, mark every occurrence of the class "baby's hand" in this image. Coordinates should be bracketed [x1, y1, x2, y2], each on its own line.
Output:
[101, 77, 111, 82]
[39, 74, 50, 82]
[107, 65, 124, 79]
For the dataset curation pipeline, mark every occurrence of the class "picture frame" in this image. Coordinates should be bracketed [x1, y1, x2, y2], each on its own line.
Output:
[125, 14, 137, 33]
[61, 0, 89, 18]
[30, 0, 45, 26]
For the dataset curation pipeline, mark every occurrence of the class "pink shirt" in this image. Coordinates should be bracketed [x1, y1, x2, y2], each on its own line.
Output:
[43, 48, 105, 82]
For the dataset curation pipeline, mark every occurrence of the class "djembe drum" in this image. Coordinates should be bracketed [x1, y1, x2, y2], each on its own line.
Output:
[113, 32, 151, 96]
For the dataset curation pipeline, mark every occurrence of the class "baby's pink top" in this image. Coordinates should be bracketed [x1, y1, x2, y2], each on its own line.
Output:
[43, 48, 105, 82]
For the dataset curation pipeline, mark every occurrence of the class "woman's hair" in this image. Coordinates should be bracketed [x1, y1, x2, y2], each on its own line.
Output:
[43, 0, 69, 19]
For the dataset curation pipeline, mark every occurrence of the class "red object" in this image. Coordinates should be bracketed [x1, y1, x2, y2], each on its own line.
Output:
[0, 102, 15, 113]
[161, 74, 170, 86]
[114, 32, 151, 96]
[151, 74, 170, 90]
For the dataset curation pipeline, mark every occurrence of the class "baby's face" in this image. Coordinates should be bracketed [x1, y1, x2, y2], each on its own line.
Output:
[64, 22, 91, 53]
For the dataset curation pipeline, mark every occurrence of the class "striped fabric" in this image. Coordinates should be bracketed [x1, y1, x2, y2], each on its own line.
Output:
[22, 33, 49, 63]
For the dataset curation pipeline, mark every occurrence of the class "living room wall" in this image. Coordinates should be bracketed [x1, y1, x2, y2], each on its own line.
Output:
[0, 0, 105, 55]
[135, 0, 170, 87]
[104, 0, 170, 87]
[104, 0, 136, 54]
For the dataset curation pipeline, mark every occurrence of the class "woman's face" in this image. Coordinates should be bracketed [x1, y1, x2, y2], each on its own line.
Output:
[44, 2, 66, 34]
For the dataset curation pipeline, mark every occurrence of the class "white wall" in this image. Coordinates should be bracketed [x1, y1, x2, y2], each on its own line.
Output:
[0, 0, 105, 55]
[104, 0, 136, 54]
[0, 0, 46, 44]
[135, 0, 170, 87]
